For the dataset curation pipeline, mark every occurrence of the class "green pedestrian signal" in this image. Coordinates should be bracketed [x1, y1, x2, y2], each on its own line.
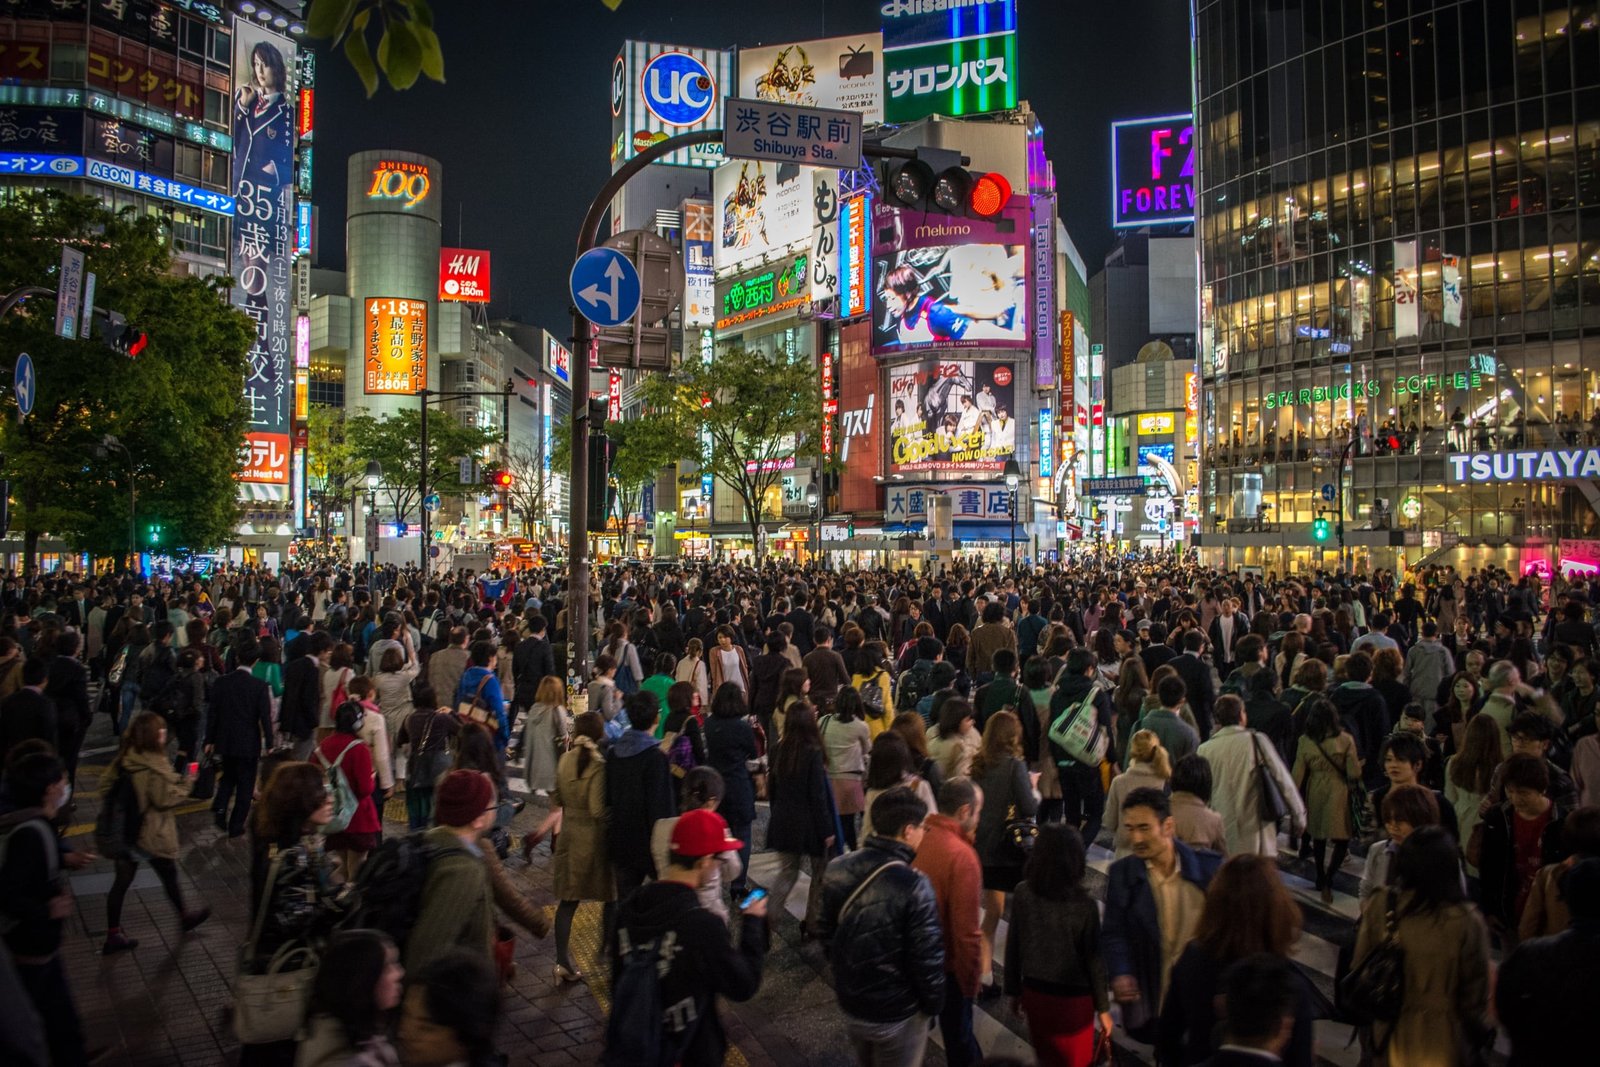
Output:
[1311, 516, 1331, 543]
[147, 523, 162, 545]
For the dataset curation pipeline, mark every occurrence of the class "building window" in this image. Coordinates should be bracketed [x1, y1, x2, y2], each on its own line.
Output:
[179, 15, 207, 58]
[175, 143, 202, 182]
[205, 87, 228, 127]
[50, 44, 86, 82]
[208, 26, 232, 66]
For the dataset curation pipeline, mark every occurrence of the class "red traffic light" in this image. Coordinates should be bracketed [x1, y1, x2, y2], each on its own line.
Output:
[489, 469, 513, 489]
[969, 172, 1012, 218]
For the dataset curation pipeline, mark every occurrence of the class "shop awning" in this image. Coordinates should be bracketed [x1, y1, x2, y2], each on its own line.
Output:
[953, 523, 1030, 543]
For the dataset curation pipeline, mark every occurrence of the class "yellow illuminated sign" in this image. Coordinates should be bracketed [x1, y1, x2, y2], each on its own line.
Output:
[1137, 412, 1176, 435]
[366, 160, 432, 210]
[364, 297, 428, 394]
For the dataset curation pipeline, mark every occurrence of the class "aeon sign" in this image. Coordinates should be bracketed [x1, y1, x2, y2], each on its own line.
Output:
[1111, 114, 1195, 228]
[641, 51, 716, 127]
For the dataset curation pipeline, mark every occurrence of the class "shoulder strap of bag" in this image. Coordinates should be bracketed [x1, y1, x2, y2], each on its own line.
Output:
[840, 859, 907, 924]
[1249, 729, 1266, 771]
[1313, 737, 1354, 782]
[472, 673, 492, 703]
[246, 850, 288, 957]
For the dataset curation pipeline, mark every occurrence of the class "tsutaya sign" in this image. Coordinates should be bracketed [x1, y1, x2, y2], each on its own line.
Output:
[1264, 371, 1485, 409]
[1449, 449, 1600, 484]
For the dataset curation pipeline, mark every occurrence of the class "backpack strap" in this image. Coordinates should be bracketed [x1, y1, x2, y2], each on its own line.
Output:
[840, 859, 907, 924]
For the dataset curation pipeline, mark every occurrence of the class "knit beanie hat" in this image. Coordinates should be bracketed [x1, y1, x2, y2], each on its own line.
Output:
[435, 769, 495, 828]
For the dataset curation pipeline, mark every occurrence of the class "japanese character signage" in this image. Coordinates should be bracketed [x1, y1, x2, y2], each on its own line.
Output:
[715, 253, 810, 331]
[888, 359, 1018, 476]
[713, 157, 815, 274]
[0, 106, 83, 152]
[886, 483, 1016, 522]
[438, 247, 491, 303]
[1038, 408, 1053, 480]
[1031, 192, 1055, 389]
[1111, 114, 1195, 228]
[881, 0, 1017, 123]
[841, 192, 871, 319]
[608, 371, 622, 423]
[737, 34, 885, 121]
[230, 23, 296, 488]
[810, 168, 841, 307]
[364, 298, 428, 395]
[820, 350, 836, 459]
[725, 98, 863, 170]
[682, 199, 714, 327]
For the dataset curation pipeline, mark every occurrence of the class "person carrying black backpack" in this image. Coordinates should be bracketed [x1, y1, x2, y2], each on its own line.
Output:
[605, 808, 768, 1067]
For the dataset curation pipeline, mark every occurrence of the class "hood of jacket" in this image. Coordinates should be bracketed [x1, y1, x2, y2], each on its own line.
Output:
[611, 728, 660, 759]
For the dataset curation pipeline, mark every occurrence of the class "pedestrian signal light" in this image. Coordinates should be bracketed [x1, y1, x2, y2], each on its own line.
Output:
[1311, 516, 1331, 543]
[147, 523, 163, 545]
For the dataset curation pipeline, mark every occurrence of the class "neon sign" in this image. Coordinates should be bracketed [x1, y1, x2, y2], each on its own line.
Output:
[1264, 372, 1485, 409]
[366, 160, 431, 210]
[1111, 114, 1195, 228]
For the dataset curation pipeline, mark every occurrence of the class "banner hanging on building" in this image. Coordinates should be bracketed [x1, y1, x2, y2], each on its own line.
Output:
[230, 22, 296, 490]
[682, 199, 715, 327]
[1442, 253, 1462, 327]
[1394, 239, 1419, 339]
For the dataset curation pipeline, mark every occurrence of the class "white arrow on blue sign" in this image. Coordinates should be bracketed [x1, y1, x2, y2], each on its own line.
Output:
[1321, 483, 1335, 502]
[14, 352, 36, 418]
[423, 493, 442, 513]
[570, 247, 641, 329]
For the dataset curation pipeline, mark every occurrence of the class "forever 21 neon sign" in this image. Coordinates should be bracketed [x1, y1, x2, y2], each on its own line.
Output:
[367, 160, 431, 210]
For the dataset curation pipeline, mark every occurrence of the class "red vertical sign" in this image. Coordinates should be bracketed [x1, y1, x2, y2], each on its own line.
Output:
[820, 351, 836, 459]
[608, 371, 622, 423]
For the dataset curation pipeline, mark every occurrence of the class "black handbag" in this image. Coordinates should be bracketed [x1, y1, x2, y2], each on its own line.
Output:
[1250, 730, 1290, 824]
[189, 756, 219, 801]
[1338, 887, 1406, 1026]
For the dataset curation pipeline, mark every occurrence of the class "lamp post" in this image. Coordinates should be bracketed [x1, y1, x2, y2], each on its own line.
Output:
[97, 434, 136, 573]
[806, 485, 820, 571]
[364, 459, 382, 573]
[1003, 459, 1021, 576]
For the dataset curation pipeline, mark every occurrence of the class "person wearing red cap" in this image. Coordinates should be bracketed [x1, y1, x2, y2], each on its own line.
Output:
[405, 769, 498, 974]
[607, 807, 769, 1066]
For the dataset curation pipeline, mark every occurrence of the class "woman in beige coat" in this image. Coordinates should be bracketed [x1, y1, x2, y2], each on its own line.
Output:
[530, 711, 612, 984]
[1291, 697, 1363, 903]
[1351, 827, 1491, 1066]
[101, 712, 210, 952]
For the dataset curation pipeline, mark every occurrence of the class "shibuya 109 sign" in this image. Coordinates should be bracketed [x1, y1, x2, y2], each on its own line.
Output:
[366, 159, 431, 210]
[1449, 449, 1600, 483]
[1111, 114, 1195, 228]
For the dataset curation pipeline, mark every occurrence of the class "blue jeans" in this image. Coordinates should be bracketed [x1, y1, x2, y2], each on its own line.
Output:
[937, 975, 981, 1067]
[118, 682, 139, 732]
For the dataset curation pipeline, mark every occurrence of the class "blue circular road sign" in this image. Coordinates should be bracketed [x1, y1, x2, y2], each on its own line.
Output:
[14, 352, 35, 418]
[1321, 483, 1336, 502]
[570, 247, 642, 328]
[424, 493, 442, 513]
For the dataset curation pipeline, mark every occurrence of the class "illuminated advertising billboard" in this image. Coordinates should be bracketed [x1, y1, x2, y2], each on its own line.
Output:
[713, 158, 815, 274]
[716, 252, 810, 331]
[888, 359, 1018, 475]
[611, 41, 731, 170]
[882, 0, 1018, 123]
[230, 22, 296, 489]
[1111, 114, 1195, 228]
[682, 199, 715, 327]
[547, 335, 571, 386]
[738, 34, 885, 121]
[364, 298, 428, 395]
[438, 247, 491, 303]
[365, 157, 432, 211]
[841, 192, 871, 318]
[872, 196, 1029, 354]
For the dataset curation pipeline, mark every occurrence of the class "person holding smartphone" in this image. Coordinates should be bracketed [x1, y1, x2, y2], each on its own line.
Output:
[608, 809, 769, 1066]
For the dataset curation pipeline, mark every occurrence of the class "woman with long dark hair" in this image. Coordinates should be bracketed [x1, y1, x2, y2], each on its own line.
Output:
[971, 710, 1039, 994]
[1005, 824, 1109, 1066]
[1157, 855, 1314, 1066]
[1291, 697, 1363, 903]
[295, 929, 404, 1065]
[703, 682, 758, 896]
[763, 702, 835, 937]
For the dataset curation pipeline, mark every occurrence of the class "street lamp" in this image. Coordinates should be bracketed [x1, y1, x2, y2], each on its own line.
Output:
[806, 485, 820, 571]
[1003, 459, 1021, 576]
[97, 434, 136, 573]
[364, 459, 382, 572]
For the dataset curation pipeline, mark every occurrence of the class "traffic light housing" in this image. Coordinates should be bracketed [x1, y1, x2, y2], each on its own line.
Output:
[1311, 516, 1331, 543]
[882, 148, 1013, 220]
[98, 310, 148, 358]
[487, 469, 513, 490]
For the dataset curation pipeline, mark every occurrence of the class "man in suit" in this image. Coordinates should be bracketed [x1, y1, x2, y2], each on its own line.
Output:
[1207, 597, 1247, 680]
[204, 633, 274, 837]
[1200, 953, 1299, 1065]
[279, 630, 331, 760]
[512, 614, 556, 708]
[0, 658, 55, 766]
[1139, 621, 1177, 676]
[1170, 629, 1218, 740]
[786, 592, 816, 656]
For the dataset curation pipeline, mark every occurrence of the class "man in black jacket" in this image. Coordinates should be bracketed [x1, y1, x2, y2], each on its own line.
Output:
[609, 809, 767, 1066]
[605, 693, 677, 918]
[1496, 856, 1600, 1066]
[279, 631, 331, 759]
[0, 658, 55, 767]
[203, 633, 274, 837]
[1170, 630, 1217, 740]
[512, 614, 555, 708]
[817, 786, 944, 1066]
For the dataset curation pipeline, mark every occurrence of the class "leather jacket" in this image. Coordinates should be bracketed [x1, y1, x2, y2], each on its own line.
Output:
[816, 836, 945, 1022]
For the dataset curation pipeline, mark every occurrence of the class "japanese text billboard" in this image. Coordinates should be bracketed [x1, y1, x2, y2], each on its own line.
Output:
[888, 358, 1018, 476]
[872, 196, 1030, 353]
[364, 298, 428, 395]
[682, 199, 715, 327]
[611, 41, 730, 170]
[1111, 114, 1195, 228]
[230, 22, 296, 489]
[737, 34, 885, 121]
[714, 158, 815, 274]
[438, 247, 490, 303]
[882, 0, 1017, 123]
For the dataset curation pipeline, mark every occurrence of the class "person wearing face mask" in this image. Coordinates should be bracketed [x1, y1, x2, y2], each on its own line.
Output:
[0, 752, 87, 1067]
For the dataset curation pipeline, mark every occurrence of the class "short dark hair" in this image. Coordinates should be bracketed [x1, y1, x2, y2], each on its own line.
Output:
[936, 775, 979, 816]
[21, 657, 48, 686]
[870, 784, 928, 839]
[1563, 806, 1600, 857]
[1065, 647, 1096, 677]
[409, 949, 500, 1061]
[813, 625, 833, 645]
[1182, 629, 1206, 653]
[1234, 634, 1264, 664]
[307, 630, 334, 655]
[469, 640, 496, 667]
[1157, 674, 1187, 708]
[1122, 785, 1171, 820]
[1381, 732, 1427, 768]
[1421, 621, 1439, 638]
[991, 648, 1017, 675]
[916, 636, 943, 660]
[1509, 711, 1556, 744]
[1343, 650, 1373, 683]
[1221, 953, 1298, 1045]
[1381, 783, 1441, 828]
[233, 632, 260, 666]
[3, 751, 65, 807]
[624, 691, 659, 732]
[1501, 752, 1550, 793]
[1214, 693, 1245, 727]
[982, 600, 1005, 624]
[1171, 754, 1214, 803]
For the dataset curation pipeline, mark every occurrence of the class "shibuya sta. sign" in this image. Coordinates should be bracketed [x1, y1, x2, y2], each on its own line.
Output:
[1449, 449, 1600, 483]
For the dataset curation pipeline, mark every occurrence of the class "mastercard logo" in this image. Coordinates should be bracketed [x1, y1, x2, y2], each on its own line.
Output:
[633, 130, 669, 154]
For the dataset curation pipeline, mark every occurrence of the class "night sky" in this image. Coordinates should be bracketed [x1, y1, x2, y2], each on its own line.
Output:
[314, 0, 1191, 329]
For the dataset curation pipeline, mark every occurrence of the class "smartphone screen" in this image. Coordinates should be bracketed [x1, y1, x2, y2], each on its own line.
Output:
[739, 888, 768, 910]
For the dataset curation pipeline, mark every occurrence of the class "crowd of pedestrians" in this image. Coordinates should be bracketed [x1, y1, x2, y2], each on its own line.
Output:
[1, 557, 1598, 1066]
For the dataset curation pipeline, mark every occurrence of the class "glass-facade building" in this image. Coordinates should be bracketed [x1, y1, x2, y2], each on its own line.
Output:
[1193, 0, 1600, 574]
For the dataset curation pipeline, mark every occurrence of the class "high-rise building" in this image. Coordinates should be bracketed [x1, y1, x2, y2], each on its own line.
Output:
[1193, 1, 1600, 577]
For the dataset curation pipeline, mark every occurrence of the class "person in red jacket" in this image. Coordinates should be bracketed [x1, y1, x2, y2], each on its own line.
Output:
[912, 775, 986, 1067]
[318, 699, 382, 879]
